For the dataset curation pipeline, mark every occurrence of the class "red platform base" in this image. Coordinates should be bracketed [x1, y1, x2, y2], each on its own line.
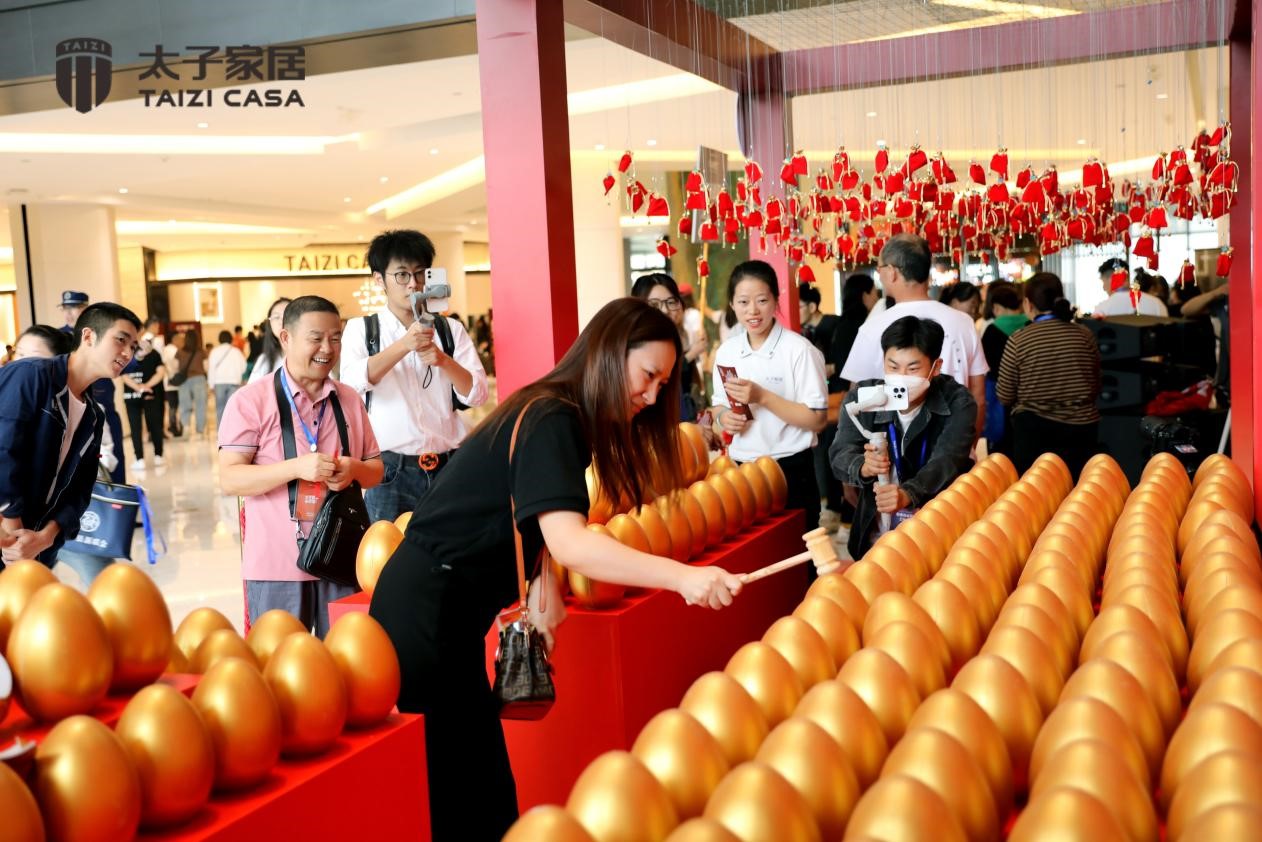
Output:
[330, 510, 809, 811]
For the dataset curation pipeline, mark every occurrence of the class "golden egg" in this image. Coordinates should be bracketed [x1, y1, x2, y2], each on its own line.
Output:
[633, 503, 675, 559]
[1183, 509, 1258, 563]
[994, 602, 1074, 679]
[586, 465, 617, 525]
[680, 422, 710, 483]
[906, 688, 1013, 809]
[737, 463, 773, 521]
[1029, 738, 1158, 842]
[1182, 536, 1260, 586]
[863, 591, 952, 675]
[960, 521, 1021, 580]
[85, 562, 172, 692]
[862, 545, 916, 597]
[754, 456, 789, 512]
[1185, 569, 1258, 636]
[1194, 453, 1249, 491]
[323, 611, 401, 728]
[1035, 533, 1099, 584]
[0, 559, 56, 651]
[679, 672, 770, 767]
[706, 474, 745, 537]
[655, 496, 694, 562]
[892, 518, 948, 576]
[606, 512, 652, 554]
[1189, 665, 1262, 727]
[190, 657, 282, 790]
[355, 520, 403, 594]
[675, 491, 711, 557]
[687, 483, 728, 548]
[0, 761, 43, 842]
[1186, 551, 1262, 594]
[756, 717, 859, 839]
[981, 624, 1065, 714]
[1004, 582, 1080, 651]
[836, 648, 921, 744]
[1160, 701, 1262, 812]
[572, 525, 628, 609]
[172, 607, 235, 665]
[916, 502, 962, 549]
[794, 680, 888, 788]
[761, 615, 834, 690]
[1109, 585, 1189, 679]
[674, 427, 700, 486]
[983, 506, 1033, 558]
[504, 805, 596, 841]
[1006, 483, 1054, 527]
[1166, 751, 1262, 842]
[1101, 565, 1179, 607]
[881, 727, 999, 842]
[709, 454, 736, 477]
[1008, 786, 1127, 842]
[722, 469, 758, 528]
[1176, 803, 1262, 842]
[1060, 659, 1165, 781]
[792, 595, 859, 669]
[631, 708, 729, 820]
[1194, 477, 1253, 521]
[723, 642, 804, 727]
[32, 715, 141, 842]
[1023, 548, 1093, 594]
[1091, 631, 1182, 736]
[191, 628, 257, 675]
[875, 529, 932, 588]
[263, 632, 348, 757]
[866, 621, 946, 700]
[912, 579, 981, 671]
[935, 562, 999, 633]
[968, 462, 1007, 499]
[1187, 608, 1262, 693]
[844, 773, 968, 842]
[951, 653, 1044, 788]
[844, 561, 897, 607]
[946, 478, 986, 518]
[1022, 566, 1094, 639]
[1079, 604, 1171, 671]
[115, 683, 214, 828]
[6, 583, 112, 721]
[921, 496, 967, 534]
[664, 818, 741, 842]
[1179, 500, 1233, 556]
[703, 761, 820, 842]
[244, 609, 306, 670]
[1205, 637, 1262, 679]
[567, 751, 679, 841]
[991, 451, 1023, 483]
[393, 510, 412, 532]
[1030, 696, 1151, 788]
[806, 574, 869, 635]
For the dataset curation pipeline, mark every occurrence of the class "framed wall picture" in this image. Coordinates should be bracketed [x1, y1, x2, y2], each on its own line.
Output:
[193, 281, 223, 323]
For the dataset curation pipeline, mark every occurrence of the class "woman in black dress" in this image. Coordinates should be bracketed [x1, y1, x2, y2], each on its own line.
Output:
[369, 298, 743, 841]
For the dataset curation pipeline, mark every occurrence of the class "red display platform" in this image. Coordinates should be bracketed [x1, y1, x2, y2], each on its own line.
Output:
[330, 510, 809, 810]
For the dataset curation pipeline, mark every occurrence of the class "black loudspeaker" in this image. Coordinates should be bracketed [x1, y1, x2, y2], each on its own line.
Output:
[1081, 315, 1178, 361]
[1097, 361, 1206, 410]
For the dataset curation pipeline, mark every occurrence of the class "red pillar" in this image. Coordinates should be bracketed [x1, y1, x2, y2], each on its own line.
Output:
[1233, 16, 1259, 516]
[476, 0, 580, 397]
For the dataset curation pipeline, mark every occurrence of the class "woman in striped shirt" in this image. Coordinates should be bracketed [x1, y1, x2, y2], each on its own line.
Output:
[997, 273, 1101, 479]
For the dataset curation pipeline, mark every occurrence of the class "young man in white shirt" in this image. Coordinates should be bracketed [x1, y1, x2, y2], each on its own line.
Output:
[341, 230, 490, 523]
[1093, 259, 1170, 318]
[208, 329, 248, 428]
[840, 234, 987, 435]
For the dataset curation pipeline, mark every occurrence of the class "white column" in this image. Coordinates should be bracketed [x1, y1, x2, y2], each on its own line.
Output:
[571, 157, 626, 329]
[8, 202, 122, 329]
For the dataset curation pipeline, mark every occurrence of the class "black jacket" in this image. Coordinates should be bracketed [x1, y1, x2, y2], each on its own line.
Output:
[0, 355, 104, 567]
[830, 376, 977, 559]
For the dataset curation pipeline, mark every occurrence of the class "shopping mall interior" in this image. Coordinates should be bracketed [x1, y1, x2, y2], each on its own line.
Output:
[2, 1, 1261, 840]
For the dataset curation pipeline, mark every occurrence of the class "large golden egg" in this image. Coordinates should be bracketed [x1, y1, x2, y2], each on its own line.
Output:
[393, 510, 412, 532]
[606, 512, 652, 554]
[762, 616, 835, 690]
[792, 595, 859, 669]
[881, 726, 999, 842]
[945, 478, 985, 518]
[906, 689, 1013, 809]
[723, 641, 803, 726]
[115, 683, 214, 828]
[675, 491, 711, 557]
[982, 508, 1033, 559]
[1189, 665, 1262, 726]
[1030, 696, 1151, 788]
[0, 761, 44, 842]
[687, 482, 728, 548]
[572, 525, 628, 609]
[1165, 750, 1262, 842]
[921, 496, 967, 535]
[191, 657, 282, 790]
[1178, 500, 1232, 555]
[866, 620, 946, 700]
[981, 624, 1065, 714]
[1205, 636, 1262, 679]
[6, 583, 112, 721]
[191, 628, 257, 674]
[992, 602, 1076, 681]
[323, 611, 401, 728]
[263, 633, 347, 757]
[722, 469, 758, 528]
[85, 562, 172, 691]
[172, 607, 234, 665]
[836, 648, 920, 744]
[1185, 569, 1258, 636]
[706, 474, 744, 537]
[754, 456, 789, 512]
[844, 561, 897, 606]
[664, 818, 741, 842]
[806, 573, 869, 635]
[1176, 803, 1262, 842]
[935, 563, 1000, 633]
[355, 520, 403, 594]
[504, 805, 596, 842]
[1029, 737, 1158, 842]
[1184, 562, 1262, 620]
[704, 761, 820, 842]
[1023, 548, 1093, 593]
[1006, 483, 1054, 527]
[951, 535, 1014, 598]
[737, 463, 773, 521]
[1185, 550, 1262, 595]
[0, 559, 56, 651]
[1195, 477, 1253, 521]
[1091, 631, 1182, 736]
[913, 580, 981, 671]
[679, 672, 769, 767]
[863, 591, 952, 675]
[1008, 787, 1127, 842]
[633, 503, 675, 559]
[655, 496, 694, 562]
[1060, 659, 1165, 780]
[1183, 509, 1258, 564]
[863, 544, 917, 597]
[1033, 532, 1099, 584]
[709, 454, 736, 477]
[679, 422, 710, 483]
[1102, 565, 1179, 607]
[1003, 583, 1080, 654]
[245, 609, 307, 670]
[756, 717, 858, 839]
[1187, 608, 1262, 693]
[631, 708, 729, 820]
[1160, 701, 1262, 811]
[567, 751, 679, 841]
[674, 425, 700, 485]
[914, 507, 959, 562]
[586, 465, 617, 525]
[32, 715, 141, 842]
[1022, 566, 1094, 639]
[794, 680, 888, 788]
[1079, 604, 1171, 670]
[968, 462, 1006, 499]
[875, 529, 932, 588]
[893, 518, 948, 576]
[950, 653, 1043, 788]
[844, 773, 968, 842]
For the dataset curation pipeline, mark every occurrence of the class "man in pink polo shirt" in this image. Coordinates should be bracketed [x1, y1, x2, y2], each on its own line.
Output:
[218, 295, 384, 635]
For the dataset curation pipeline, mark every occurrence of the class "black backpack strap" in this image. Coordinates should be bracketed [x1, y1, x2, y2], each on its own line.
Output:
[275, 370, 352, 521]
[433, 316, 470, 412]
[363, 314, 380, 412]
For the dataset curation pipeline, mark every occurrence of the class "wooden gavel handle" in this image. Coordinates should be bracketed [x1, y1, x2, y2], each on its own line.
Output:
[740, 550, 814, 584]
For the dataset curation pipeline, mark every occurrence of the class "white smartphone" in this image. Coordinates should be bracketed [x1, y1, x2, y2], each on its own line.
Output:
[857, 383, 910, 411]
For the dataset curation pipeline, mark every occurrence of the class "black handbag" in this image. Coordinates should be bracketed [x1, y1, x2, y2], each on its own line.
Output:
[274, 371, 369, 589]
[491, 401, 556, 720]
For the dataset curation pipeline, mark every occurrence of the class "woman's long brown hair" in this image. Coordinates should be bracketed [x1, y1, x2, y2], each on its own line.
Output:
[481, 297, 685, 508]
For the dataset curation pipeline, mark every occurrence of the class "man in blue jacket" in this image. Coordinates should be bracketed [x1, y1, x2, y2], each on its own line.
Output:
[0, 302, 141, 568]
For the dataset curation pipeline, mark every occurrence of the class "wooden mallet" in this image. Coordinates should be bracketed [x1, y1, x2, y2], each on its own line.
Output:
[740, 527, 843, 584]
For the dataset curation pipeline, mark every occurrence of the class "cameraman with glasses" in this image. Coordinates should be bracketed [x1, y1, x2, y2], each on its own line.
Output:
[342, 230, 489, 523]
[631, 273, 707, 421]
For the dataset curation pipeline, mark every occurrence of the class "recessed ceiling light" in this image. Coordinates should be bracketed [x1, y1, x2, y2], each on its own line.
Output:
[343, 196, 352, 203]
[469, 219, 478, 224]
[1076, 138, 1087, 145]
[117, 187, 128, 194]
[166, 218, 176, 224]
[866, 111, 877, 118]
[646, 139, 657, 147]
[595, 143, 605, 151]
[196, 122, 209, 129]
[429, 148, 439, 155]
[356, 234, 364, 240]
[1156, 93, 1169, 100]
[379, 176, 388, 183]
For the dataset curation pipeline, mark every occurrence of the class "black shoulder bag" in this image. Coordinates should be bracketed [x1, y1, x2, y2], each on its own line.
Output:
[364, 313, 469, 412]
[274, 370, 369, 588]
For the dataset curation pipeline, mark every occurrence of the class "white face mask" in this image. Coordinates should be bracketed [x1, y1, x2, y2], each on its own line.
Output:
[884, 373, 931, 404]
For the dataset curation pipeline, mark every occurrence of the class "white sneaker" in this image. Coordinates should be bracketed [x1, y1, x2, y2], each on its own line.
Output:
[130, 459, 146, 471]
[153, 455, 165, 467]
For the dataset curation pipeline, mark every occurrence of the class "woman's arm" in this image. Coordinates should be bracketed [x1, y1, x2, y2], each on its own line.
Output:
[723, 378, 828, 432]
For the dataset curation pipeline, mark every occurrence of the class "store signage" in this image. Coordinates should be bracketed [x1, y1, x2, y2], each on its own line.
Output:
[283, 253, 367, 273]
[55, 39, 113, 114]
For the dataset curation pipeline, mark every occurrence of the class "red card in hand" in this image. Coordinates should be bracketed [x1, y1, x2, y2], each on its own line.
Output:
[717, 365, 753, 419]
[295, 480, 325, 521]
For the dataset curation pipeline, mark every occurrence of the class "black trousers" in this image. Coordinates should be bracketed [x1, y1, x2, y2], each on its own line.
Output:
[125, 398, 165, 459]
[1012, 412, 1099, 482]
[778, 448, 821, 533]
[813, 424, 844, 513]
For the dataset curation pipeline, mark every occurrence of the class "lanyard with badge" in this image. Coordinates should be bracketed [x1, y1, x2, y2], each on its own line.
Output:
[280, 368, 328, 522]
[887, 420, 928, 527]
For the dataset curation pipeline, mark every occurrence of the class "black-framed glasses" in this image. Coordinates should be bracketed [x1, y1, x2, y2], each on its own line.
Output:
[387, 270, 424, 286]
[646, 297, 682, 312]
